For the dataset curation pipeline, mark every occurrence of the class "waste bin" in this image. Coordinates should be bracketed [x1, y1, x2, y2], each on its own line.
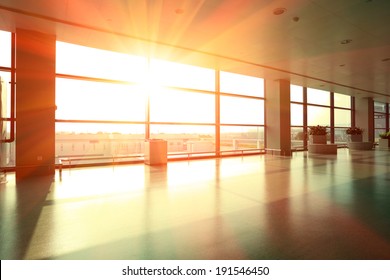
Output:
[144, 139, 167, 165]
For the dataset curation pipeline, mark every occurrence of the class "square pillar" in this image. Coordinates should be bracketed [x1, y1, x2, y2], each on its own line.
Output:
[355, 97, 374, 142]
[15, 29, 56, 180]
[265, 79, 291, 156]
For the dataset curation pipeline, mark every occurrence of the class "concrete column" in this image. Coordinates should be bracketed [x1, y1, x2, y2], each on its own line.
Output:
[15, 29, 56, 180]
[265, 79, 291, 156]
[355, 97, 374, 142]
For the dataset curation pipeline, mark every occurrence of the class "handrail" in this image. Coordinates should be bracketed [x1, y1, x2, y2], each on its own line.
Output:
[56, 148, 266, 180]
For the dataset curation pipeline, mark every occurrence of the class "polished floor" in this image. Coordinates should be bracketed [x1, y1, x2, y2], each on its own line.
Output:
[1, 149, 390, 260]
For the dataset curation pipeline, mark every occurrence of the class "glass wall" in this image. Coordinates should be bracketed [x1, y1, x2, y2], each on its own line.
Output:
[290, 85, 353, 149]
[0, 31, 11, 68]
[290, 85, 305, 149]
[55, 42, 265, 164]
[0, 30, 14, 168]
[220, 71, 265, 153]
[374, 101, 389, 141]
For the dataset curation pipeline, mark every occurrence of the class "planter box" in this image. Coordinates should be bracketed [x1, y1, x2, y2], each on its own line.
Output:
[378, 138, 390, 150]
[347, 142, 373, 150]
[309, 135, 327, 144]
[348, 134, 363, 142]
[308, 144, 337, 154]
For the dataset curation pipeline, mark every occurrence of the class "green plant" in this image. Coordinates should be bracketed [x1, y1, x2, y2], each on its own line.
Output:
[379, 131, 390, 139]
[346, 127, 363, 135]
[308, 125, 328, 135]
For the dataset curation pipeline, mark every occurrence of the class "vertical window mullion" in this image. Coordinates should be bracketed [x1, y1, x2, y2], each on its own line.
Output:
[386, 102, 390, 132]
[215, 70, 220, 157]
[303, 87, 308, 150]
[330, 92, 335, 143]
[145, 54, 151, 139]
[351, 96, 356, 127]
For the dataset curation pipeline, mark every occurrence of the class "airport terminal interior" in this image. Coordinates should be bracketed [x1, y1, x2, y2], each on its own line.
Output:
[1, 0, 390, 259]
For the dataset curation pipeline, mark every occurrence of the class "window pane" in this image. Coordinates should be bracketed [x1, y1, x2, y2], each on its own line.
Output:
[374, 102, 386, 113]
[220, 71, 264, 97]
[56, 122, 145, 134]
[307, 88, 330, 106]
[307, 105, 330, 126]
[334, 128, 348, 144]
[150, 89, 215, 123]
[0, 31, 11, 67]
[374, 113, 386, 129]
[150, 124, 215, 155]
[291, 103, 303, 126]
[334, 93, 351, 108]
[56, 78, 146, 121]
[291, 127, 304, 150]
[375, 129, 386, 142]
[56, 41, 147, 82]
[220, 96, 264, 125]
[290, 84, 303, 102]
[334, 109, 351, 127]
[56, 123, 145, 162]
[150, 59, 215, 91]
[0, 72, 11, 118]
[220, 126, 264, 151]
[0, 122, 14, 167]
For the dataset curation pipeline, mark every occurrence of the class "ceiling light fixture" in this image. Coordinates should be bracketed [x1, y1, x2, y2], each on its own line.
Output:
[273, 7, 287, 15]
[292, 16, 300, 22]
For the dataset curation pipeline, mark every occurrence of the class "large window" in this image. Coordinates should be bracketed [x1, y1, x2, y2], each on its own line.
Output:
[290, 85, 352, 148]
[374, 101, 389, 141]
[220, 71, 265, 153]
[0, 30, 14, 168]
[55, 41, 265, 164]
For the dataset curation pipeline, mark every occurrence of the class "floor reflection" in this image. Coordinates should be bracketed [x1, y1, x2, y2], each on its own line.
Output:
[1, 149, 390, 259]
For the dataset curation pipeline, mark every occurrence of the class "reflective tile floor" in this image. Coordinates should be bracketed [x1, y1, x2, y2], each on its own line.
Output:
[1, 149, 390, 260]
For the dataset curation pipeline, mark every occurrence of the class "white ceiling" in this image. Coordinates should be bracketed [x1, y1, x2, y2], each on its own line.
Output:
[1, 0, 390, 101]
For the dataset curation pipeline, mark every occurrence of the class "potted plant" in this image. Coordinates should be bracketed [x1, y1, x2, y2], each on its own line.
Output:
[346, 127, 363, 142]
[378, 131, 390, 149]
[308, 125, 328, 144]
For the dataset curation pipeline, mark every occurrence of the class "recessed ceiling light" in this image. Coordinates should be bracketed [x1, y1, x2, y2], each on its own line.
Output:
[340, 39, 352, 44]
[273, 7, 287, 15]
[292, 16, 300, 22]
